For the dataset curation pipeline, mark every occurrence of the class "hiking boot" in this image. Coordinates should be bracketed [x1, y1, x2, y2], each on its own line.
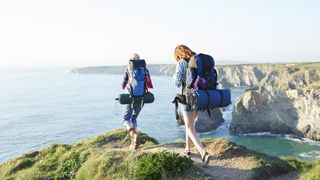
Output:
[201, 152, 210, 166]
[132, 131, 140, 150]
[180, 150, 192, 158]
[128, 128, 140, 150]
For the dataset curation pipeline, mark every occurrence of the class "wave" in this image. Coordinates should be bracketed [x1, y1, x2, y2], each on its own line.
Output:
[283, 135, 320, 146]
[242, 132, 274, 136]
[298, 151, 320, 160]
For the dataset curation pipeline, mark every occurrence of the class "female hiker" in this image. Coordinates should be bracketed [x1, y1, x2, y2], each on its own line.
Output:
[172, 45, 210, 165]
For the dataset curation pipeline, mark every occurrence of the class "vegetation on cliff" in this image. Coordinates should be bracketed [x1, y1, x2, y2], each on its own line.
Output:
[283, 158, 320, 180]
[1, 128, 319, 179]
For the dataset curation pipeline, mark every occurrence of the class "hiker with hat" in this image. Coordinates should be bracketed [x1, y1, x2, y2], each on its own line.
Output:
[172, 45, 211, 165]
[121, 53, 153, 150]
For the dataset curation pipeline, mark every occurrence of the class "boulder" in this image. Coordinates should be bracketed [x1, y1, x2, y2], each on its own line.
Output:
[176, 108, 224, 133]
[230, 90, 302, 136]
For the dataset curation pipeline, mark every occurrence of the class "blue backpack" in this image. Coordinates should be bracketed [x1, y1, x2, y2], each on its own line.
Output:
[186, 53, 231, 111]
[188, 53, 218, 90]
[128, 60, 146, 97]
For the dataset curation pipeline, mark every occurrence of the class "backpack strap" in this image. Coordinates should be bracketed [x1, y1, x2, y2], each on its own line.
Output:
[213, 69, 218, 89]
[173, 98, 179, 120]
[207, 109, 211, 117]
[195, 54, 204, 79]
[188, 68, 198, 89]
[140, 96, 145, 108]
[181, 80, 187, 95]
[127, 67, 134, 96]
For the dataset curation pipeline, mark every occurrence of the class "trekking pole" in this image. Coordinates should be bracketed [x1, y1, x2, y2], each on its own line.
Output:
[113, 98, 120, 116]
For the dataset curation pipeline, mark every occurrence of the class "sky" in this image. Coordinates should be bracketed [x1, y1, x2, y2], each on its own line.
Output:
[0, 0, 319, 67]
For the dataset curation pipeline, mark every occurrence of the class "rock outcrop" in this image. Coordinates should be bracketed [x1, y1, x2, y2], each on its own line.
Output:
[176, 108, 224, 132]
[71, 62, 320, 140]
[231, 63, 320, 141]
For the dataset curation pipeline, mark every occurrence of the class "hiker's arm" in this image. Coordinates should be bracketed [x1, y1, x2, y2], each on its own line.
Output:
[145, 69, 153, 89]
[122, 69, 129, 89]
[172, 60, 186, 88]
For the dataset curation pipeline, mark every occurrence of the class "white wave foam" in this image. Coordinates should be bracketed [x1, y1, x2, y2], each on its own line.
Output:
[238, 132, 320, 147]
[242, 132, 273, 136]
[298, 151, 320, 160]
[283, 135, 320, 146]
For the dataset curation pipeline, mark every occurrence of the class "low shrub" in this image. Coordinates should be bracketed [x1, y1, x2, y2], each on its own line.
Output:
[134, 151, 192, 180]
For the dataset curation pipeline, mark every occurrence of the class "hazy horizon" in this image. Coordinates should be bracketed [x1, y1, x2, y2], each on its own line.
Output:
[1, 60, 320, 70]
[1, 0, 319, 68]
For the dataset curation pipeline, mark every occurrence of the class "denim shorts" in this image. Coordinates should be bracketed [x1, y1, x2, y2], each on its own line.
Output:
[179, 103, 191, 112]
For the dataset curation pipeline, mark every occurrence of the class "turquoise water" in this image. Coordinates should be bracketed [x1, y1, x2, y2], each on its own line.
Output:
[0, 69, 319, 162]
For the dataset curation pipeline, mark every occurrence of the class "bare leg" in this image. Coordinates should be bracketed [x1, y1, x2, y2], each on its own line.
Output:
[182, 111, 206, 157]
[185, 129, 192, 151]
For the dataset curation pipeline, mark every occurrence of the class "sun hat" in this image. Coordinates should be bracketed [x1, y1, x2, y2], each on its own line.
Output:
[130, 53, 140, 60]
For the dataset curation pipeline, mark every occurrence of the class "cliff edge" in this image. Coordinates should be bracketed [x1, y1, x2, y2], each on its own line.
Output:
[1, 129, 312, 180]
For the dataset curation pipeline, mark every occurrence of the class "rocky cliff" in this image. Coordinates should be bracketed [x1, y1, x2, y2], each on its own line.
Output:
[230, 63, 320, 141]
[71, 64, 175, 76]
[176, 108, 224, 133]
[71, 62, 320, 140]
[71, 63, 277, 87]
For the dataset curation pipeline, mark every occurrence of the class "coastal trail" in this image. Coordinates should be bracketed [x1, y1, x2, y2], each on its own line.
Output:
[141, 143, 299, 180]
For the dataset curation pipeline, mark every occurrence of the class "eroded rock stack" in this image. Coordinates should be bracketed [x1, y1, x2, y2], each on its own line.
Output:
[230, 64, 320, 140]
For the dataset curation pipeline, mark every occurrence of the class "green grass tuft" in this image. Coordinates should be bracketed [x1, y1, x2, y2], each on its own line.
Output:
[282, 158, 316, 173]
[282, 158, 320, 180]
[55, 151, 81, 179]
[8, 158, 35, 174]
[300, 164, 320, 180]
[252, 155, 293, 180]
[134, 151, 193, 180]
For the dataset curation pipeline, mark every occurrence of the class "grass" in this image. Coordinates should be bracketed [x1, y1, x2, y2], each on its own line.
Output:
[134, 151, 193, 180]
[1, 128, 319, 179]
[282, 158, 320, 180]
[0, 128, 158, 180]
[300, 165, 320, 180]
[251, 155, 293, 180]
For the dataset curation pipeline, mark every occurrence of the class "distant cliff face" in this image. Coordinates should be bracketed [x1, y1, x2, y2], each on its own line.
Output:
[71, 64, 176, 76]
[71, 64, 276, 86]
[230, 63, 320, 141]
[216, 65, 274, 87]
[71, 63, 320, 140]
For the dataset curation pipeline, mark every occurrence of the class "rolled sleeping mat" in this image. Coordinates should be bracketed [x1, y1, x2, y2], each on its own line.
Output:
[118, 94, 131, 105]
[194, 90, 209, 110]
[195, 89, 231, 110]
[144, 92, 155, 103]
[116, 92, 155, 105]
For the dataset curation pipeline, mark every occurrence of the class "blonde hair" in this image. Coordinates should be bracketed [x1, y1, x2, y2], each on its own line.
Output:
[174, 45, 195, 62]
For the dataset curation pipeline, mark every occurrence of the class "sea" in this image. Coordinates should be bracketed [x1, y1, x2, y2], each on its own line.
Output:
[0, 67, 319, 163]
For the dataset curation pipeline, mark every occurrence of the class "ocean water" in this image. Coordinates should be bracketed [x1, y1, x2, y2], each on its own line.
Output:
[0, 69, 319, 163]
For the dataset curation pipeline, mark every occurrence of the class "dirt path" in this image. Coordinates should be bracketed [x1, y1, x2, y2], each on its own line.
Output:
[269, 171, 300, 180]
[104, 141, 299, 180]
[143, 144, 253, 180]
[142, 144, 299, 180]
